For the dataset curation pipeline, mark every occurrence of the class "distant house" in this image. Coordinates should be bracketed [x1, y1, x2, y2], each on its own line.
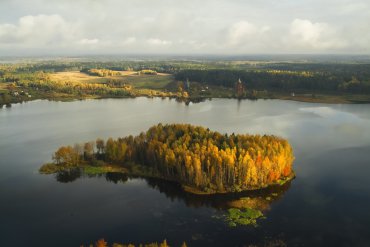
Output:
[235, 78, 245, 97]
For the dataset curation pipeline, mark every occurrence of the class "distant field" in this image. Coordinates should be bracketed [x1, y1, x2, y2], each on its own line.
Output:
[0, 83, 8, 93]
[123, 74, 174, 89]
[50, 71, 108, 83]
[49, 71, 174, 89]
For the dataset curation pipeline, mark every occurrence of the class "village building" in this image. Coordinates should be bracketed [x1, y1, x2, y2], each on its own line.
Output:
[235, 78, 245, 97]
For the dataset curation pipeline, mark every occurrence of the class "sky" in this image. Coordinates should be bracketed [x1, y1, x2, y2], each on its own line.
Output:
[0, 0, 369, 56]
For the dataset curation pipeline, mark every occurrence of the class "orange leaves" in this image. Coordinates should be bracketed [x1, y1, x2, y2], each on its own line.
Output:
[164, 149, 176, 167]
[268, 171, 280, 183]
[282, 165, 292, 177]
[193, 156, 202, 172]
[53, 124, 294, 192]
[184, 154, 192, 168]
[139, 124, 293, 190]
[53, 145, 80, 166]
[95, 238, 108, 247]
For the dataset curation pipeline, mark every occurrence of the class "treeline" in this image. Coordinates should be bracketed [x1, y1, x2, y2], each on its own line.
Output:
[45, 124, 294, 193]
[1, 62, 84, 73]
[82, 68, 158, 77]
[138, 69, 158, 75]
[3, 61, 370, 94]
[16, 73, 131, 97]
[0, 59, 244, 77]
[83, 69, 122, 77]
[175, 69, 370, 93]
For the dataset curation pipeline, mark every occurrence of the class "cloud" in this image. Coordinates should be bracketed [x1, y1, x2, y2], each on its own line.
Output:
[0, 0, 369, 55]
[147, 38, 172, 46]
[228, 21, 258, 46]
[0, 14, 77, 46]
[227, 21, 271, 46]
[287, 19, 347, 50]
[79, 38, 99, 45]
[122, 37, 136, 45]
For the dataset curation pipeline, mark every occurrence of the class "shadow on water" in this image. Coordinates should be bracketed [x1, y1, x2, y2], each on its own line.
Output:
[55, 169, 82, 183]
[144, 177, 292, 211]
[54, 169, 291, 211]
[55, 169, 129, 184]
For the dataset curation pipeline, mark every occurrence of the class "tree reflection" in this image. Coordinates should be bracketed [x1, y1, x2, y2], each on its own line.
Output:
[55, 170, 128, 184]
[105, 172, 128, 184]
[54, 171, 291, 211]
[55, 169, 81, 183]
[144, 177, 292, 211]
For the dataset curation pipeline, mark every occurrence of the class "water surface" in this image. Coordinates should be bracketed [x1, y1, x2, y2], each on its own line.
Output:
[1, 98, 370, 247]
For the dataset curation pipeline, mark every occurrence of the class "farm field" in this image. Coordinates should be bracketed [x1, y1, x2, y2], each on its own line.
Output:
[49, 71, 174, 89]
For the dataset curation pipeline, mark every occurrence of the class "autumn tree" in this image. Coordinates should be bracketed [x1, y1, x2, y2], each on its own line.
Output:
[84, 141, 95, 160]
[95, 238, 108, 247]
[52, 146, 80, 167]
[96, 138, 105, 155]
[48, 124, 294, 193]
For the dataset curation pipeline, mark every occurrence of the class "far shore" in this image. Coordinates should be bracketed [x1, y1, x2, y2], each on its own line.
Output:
[2, 91, 370, 109]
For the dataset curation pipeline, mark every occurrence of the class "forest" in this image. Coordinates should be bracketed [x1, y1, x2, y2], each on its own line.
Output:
[2, 57, 370, 108]
[40, 124, 294, 194]
[174, 68, 370, 93]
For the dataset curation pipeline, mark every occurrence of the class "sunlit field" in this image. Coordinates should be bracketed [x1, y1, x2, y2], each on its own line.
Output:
[49, 71, 174, 89]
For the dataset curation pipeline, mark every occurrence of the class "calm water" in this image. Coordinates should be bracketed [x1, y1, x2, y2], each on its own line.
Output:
[1, 98, 370, 247]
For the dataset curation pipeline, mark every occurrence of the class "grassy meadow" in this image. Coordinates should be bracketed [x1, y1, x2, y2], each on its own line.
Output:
[49, 71, 174, 90]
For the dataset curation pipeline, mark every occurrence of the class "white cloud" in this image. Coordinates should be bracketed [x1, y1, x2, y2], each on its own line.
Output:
[79, 38, 99, 45]
[287, 19, 347, 50]
[0, 14, 77, 46]
[0, 0, 369, 55]
[228, 21, 258, 46]
[147, 38, 172, 46]
[227, 21, 271, 48]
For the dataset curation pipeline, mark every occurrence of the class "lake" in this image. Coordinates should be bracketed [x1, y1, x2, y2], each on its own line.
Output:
[1, 98, 370, 247]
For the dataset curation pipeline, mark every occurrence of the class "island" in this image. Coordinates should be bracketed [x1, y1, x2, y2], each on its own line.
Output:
[40, 123, 295, 194]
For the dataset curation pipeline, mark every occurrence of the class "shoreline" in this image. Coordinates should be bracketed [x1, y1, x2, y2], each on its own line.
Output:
[2, 91, 370, 109]
[40, 163, 296, 195]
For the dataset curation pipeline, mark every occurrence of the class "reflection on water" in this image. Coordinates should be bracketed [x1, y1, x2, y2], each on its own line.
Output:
[1, 98, 370, 247]
[105, 172, 129, 184]
[55, 169, 82, 183]
[145, 177, 292, 212]
[55, 170, 291, 212]
[55, 169, 129, 184]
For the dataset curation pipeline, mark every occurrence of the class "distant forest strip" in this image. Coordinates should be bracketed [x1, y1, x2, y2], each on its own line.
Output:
[40, 124, 294, 194]
[175, 69, 370, 93]
[1, 60, 370, 107]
